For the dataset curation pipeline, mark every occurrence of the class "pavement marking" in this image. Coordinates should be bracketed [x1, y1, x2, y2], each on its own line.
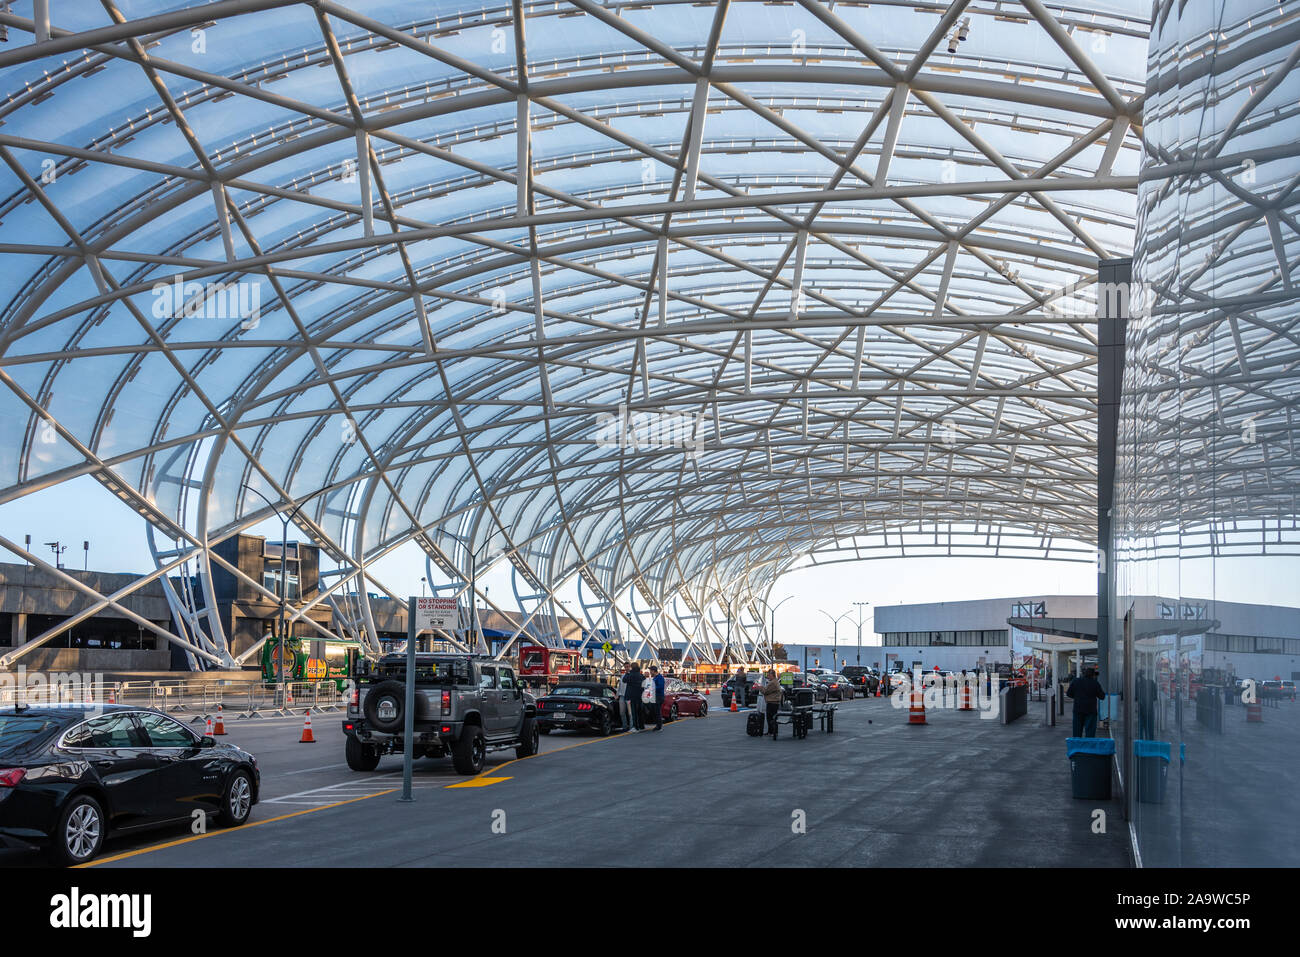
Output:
[76, 789, 399, 868]
[82, 719, 688, 864]
[284, 762, 348, 775]
[445, 776, 513, 788]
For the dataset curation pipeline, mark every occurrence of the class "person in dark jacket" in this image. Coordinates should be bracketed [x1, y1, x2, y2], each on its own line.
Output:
[731, 666, 748, 708]
[1067, 667, 1106, 737]
[625, 665, 645, 732]
[649, 666, 666, 731]
[1136, 669, 1158, 739]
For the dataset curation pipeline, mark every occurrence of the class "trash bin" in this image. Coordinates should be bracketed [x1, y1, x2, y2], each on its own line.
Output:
[1066, 737, 1114, 799]
[1133, 740, 1171, 804]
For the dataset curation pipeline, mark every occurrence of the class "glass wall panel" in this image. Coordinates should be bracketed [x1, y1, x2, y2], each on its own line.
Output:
[1114, 0, 1300, 867]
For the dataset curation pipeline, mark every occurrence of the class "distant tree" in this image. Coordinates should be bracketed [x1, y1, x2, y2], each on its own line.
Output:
[772, 642, 788, 661]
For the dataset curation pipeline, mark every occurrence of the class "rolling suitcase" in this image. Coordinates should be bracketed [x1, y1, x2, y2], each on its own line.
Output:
[746, 711, 765, 737]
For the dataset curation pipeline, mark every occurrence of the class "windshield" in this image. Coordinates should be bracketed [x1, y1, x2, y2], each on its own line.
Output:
[551, 686, 596, 697]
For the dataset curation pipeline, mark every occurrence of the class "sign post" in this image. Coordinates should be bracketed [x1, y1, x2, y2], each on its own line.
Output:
[400, 596, 416, 803]
[400, 597, 459, 802]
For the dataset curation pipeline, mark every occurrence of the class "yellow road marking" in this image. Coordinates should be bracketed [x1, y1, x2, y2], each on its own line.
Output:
[77, 789, 398, 867]
[445, 776, 513, 788]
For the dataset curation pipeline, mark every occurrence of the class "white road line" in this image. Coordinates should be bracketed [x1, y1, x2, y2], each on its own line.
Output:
[284, 763, 348, 775]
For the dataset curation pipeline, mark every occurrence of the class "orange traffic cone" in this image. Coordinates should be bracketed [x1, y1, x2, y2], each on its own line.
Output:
[299, 714, 316, 743]
[908, 677, 927, 725]
[730, 696, 738, 712]
[213, 705, 227, 735]
[107, 688, 116, 705]
[204, 716, 214, 736]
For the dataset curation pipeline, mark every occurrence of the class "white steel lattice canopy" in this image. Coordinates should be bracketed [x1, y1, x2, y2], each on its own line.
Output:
[0, 0, 1144, 668]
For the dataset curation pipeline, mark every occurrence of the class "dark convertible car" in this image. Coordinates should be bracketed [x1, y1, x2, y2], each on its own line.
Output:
[536, 682, 624, 735]
[0, 704, 260, 865]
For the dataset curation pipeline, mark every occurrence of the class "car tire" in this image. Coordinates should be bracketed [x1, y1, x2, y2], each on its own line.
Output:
[217, 769, 255, 827]
[362, 679, 408, 734]
[345, 735, 381, 772]
[593, 711, 612, 736]
[452, 724, 486, 775]
[48, 794, 104, 867]
[669, 704, 678, 721]
[699, 701, 708, 717]
[515, 717, 539, 759]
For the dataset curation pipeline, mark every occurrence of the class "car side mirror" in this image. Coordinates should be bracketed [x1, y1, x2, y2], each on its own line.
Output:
[199, 736, 217, 748]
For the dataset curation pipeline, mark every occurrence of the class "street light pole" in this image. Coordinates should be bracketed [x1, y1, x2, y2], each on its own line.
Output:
[818, 609, 852, 671]
[852, 601, 872, 665]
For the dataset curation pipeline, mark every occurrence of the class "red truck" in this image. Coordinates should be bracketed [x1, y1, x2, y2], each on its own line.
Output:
[518, 644, 580, 689]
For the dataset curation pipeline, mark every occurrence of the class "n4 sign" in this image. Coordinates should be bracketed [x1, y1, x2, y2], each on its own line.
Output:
[415, 597, 457, 631]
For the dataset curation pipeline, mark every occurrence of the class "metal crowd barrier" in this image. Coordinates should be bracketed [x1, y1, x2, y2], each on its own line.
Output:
[0, 678, 346, 719]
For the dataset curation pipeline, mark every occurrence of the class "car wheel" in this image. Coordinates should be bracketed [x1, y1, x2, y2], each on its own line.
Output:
[48, 794, 104, 867]
[452, 724, 486, 775]
[345, 735, 381, 772]
[699, 701, 708, 717]
[217, 769, 254, 827]
[669, 704, 678, 722]
[516, 717, 539, 758]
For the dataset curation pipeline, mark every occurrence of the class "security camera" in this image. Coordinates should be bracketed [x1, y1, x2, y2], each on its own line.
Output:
[947, 33, 958, 54]
[958, 17, 970, 42]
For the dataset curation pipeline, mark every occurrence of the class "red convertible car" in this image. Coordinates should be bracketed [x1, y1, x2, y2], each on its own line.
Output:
[659, 679, 709, 720]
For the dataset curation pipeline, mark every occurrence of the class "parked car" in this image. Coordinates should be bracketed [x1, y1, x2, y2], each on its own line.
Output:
[720, 672, 762, 708]
[819, 674, 855, 700]
[661, 680, 709, 720]
[840, 666, 878, 694]
[345, 653, 538, 774]
[537, 681, 624, 735]
[0, 704, 259, 866]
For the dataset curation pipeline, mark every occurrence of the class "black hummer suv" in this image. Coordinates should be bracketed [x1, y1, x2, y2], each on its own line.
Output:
[343, 653, 538, 775]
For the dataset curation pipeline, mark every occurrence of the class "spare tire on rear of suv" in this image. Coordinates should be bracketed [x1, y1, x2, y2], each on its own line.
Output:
[363, 679, 409, 733]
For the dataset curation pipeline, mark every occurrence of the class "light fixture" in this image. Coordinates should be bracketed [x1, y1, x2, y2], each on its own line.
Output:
[947, 33, 959, 54]
[958, 16, 971, 41]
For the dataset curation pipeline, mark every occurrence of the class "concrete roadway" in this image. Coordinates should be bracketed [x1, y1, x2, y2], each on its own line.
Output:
[31, 694, 1128, 868]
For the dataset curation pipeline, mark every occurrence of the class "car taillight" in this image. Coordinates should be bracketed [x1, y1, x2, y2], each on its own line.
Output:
[441, 691, 451, 715]
[0, 768, 26, 787]
[537, 701, 546, 710]
[578, 702, 592, 711]
[350, 686, 360, 709]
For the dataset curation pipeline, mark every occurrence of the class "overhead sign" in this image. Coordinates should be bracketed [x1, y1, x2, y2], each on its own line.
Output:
[414, 596, 457, 631]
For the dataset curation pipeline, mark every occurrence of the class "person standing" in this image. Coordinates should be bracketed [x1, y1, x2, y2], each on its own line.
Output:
[625, 664, 645, 732]
[762, 669, 783, 736]
[617, 667, 632, 732]
[1067, 666, 1106, 738]
[732, 666, 748, 709]
[649, 666, 666, 731]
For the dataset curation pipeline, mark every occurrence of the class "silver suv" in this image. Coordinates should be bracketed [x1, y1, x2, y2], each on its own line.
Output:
[343, 653, 538, 775]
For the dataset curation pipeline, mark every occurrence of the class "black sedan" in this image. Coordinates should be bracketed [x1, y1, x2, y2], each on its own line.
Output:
[536, 682, 624, 735]
[0, 704, 260, 865]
